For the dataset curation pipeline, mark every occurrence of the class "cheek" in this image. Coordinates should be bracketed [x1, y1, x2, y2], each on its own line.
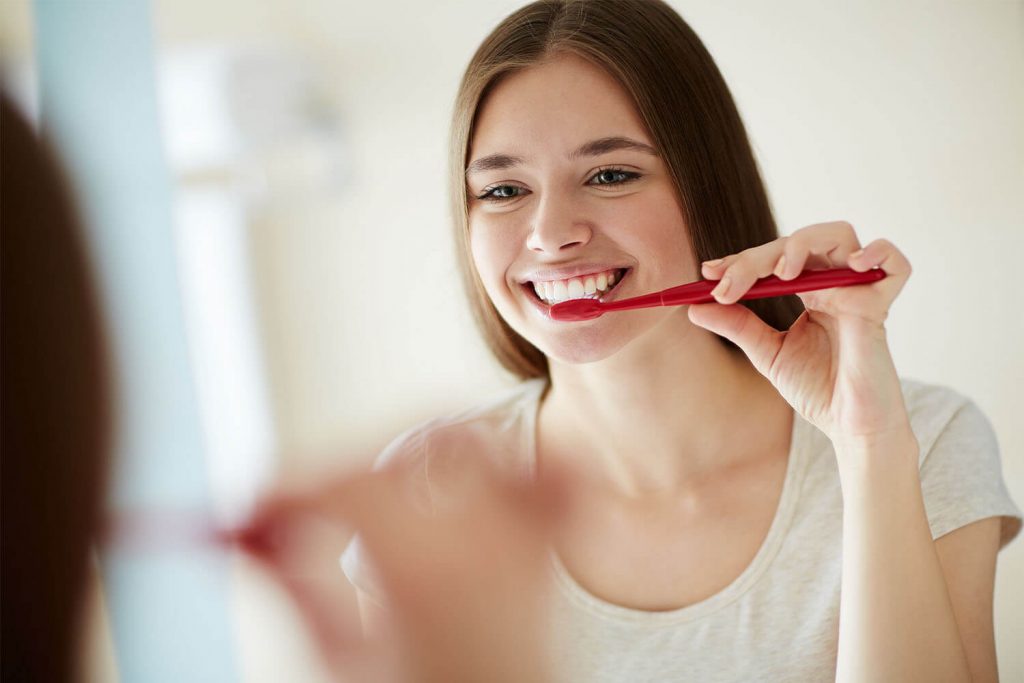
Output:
[469, 229, 496, 283]
[470, 221, 519, 286]
[622, 194, 696, 276]
[469, 228, 512, 311]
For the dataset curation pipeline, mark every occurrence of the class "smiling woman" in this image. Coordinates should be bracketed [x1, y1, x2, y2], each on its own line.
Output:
[338, 1, 1022, 681]
[451, 5, 804, 378]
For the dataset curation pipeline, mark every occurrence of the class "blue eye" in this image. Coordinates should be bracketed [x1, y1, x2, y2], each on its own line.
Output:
[479, 185, 525, 201]
[475, 167, 641, 203]
[591, 168, 637, 186]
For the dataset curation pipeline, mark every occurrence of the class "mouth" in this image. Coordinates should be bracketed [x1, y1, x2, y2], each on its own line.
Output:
[521, 267, 631, 308]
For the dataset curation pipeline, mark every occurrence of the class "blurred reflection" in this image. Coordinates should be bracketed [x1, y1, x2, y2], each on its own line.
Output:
[1, 91, 111, 683]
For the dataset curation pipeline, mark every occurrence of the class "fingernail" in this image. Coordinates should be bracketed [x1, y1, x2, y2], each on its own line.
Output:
[850, 248, 865, 259]
[773, 255, 787, 277]
[703, 258, 724, 268]
[712, 276, 731, 299]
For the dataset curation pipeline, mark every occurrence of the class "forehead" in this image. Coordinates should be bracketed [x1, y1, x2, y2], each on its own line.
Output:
[470, 53, 651, 158]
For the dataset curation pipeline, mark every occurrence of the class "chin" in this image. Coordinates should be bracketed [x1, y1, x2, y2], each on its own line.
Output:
[508, 307, 671, 367]
[537, 329, 631, 365]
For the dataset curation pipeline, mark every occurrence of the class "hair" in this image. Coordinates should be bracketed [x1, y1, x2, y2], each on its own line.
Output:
[447, 0, 804, 380]
[1, 92, 112, 681]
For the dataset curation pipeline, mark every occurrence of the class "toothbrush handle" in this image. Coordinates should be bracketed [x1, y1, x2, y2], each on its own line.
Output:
[660, 267, 887, 306]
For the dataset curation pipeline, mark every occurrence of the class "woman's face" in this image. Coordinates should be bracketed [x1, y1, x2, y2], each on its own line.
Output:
[467, 53, 700, 364]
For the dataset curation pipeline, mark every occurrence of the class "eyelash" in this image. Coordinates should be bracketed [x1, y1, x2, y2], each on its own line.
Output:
[475, 167, 642, 203]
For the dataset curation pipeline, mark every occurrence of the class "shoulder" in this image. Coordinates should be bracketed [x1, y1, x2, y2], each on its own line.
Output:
[897, 376, 981, 465]
[340, 378, 547, 599]
[897, 376, 1022, 547]
[370, 378, 548, 504]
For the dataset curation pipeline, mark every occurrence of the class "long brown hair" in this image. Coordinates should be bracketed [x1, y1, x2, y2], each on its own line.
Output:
[448, 0, 804, 380]
[2, 92, 112, 682]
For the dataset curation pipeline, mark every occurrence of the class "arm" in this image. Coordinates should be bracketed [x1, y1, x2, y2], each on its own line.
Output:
[834, 429, 1000, 682]
[934, 517, 1001, 683]
[685, 216, 1007, 679]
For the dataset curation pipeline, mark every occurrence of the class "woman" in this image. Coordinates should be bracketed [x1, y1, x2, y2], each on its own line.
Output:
[339, 1, 1021, 680]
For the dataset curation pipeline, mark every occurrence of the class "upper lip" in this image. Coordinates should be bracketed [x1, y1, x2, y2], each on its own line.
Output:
[517, 263, 630, 284]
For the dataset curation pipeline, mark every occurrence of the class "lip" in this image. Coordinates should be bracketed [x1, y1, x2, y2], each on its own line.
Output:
[517, 262, 631, 284]
[520, 268, 632, 320]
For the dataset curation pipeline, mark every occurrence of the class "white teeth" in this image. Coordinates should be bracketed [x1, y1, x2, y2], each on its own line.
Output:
[530, 268, 625, 305]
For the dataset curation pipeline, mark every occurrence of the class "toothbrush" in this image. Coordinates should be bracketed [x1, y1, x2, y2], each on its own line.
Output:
[547, 267, 887, 322]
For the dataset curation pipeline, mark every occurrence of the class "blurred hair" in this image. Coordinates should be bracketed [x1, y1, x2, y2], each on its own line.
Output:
[448, 0, 804, 380]
[1, 92, 112, 681]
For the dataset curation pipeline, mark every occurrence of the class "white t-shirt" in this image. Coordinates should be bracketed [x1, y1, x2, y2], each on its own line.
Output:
[340, 376, 1022, 682]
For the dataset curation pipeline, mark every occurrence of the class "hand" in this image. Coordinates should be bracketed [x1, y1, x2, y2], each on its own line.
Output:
[687, 221, 914, 448]
[235, 457, 567, 683]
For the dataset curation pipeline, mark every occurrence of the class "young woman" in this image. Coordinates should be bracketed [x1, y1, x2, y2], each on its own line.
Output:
[340, 1, 1022, 680]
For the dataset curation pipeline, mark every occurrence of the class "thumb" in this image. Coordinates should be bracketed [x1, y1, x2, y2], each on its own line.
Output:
[687, 302, 784, 378]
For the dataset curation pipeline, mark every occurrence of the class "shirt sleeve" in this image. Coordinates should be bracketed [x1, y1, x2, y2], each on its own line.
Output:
[918, 397, 1022, 550]
[339, 422, 433, 607]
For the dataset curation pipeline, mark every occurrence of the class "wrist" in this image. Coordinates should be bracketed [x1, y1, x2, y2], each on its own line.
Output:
[832, 426, 920, 494]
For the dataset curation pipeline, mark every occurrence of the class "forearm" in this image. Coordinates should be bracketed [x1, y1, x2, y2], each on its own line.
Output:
[834, 429, 971, 683]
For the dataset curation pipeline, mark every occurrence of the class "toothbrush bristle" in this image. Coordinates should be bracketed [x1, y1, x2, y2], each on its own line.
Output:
[548, 299, 604, 321]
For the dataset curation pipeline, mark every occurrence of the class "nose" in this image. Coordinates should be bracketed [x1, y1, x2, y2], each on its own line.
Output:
[526, 194, 593, 254]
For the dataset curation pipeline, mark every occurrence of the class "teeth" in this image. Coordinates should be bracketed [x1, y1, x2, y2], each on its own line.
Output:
[530, 268, 625, 305]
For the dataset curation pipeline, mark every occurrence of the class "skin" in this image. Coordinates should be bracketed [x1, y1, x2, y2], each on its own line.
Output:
[240, 51, 1004, 683]
[467, 52, 790, 498]
[464, 51, 1001, 681]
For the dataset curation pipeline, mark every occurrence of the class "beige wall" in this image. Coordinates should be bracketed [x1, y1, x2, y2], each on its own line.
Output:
[4, 1, 1022, 679]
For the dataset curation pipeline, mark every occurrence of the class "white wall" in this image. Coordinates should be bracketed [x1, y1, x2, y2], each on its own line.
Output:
[3, 0, 1021, 679]
[155, 1, 1024, 675]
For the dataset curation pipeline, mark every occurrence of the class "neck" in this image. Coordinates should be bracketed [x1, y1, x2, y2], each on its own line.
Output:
[538, 310, 791, 498]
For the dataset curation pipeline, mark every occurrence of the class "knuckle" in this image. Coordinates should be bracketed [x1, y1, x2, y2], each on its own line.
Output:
[784, 231, 806, 251]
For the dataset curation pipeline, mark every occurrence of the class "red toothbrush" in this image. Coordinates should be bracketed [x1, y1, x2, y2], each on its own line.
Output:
[548, 267, 887, 322]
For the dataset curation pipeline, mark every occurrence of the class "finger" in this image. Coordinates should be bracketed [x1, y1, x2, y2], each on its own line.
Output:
[271, 564, 366, 662]
[700, 253, 739, 279]
[235, 465, 383, 559]
[774, 221, 863, 280]
[811, 238, 912, 324]
[687, 302, 785, 379]
[848, 237, 911, 280]
[701, 241, 784, 304]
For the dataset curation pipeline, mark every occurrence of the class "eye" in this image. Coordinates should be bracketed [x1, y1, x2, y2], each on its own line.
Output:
[474, 167, 642, 203]
[476, 184, 528, 202]
[589, 167, 641, 187]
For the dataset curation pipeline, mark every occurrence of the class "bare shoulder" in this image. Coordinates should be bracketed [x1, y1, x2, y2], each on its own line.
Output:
[373, 379, 545, 503]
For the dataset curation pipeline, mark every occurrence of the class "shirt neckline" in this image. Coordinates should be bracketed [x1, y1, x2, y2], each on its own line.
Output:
[520, 377, 808, 625]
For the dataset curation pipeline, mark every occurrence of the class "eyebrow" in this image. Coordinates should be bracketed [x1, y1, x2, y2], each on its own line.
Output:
[465, 136, 659, 177]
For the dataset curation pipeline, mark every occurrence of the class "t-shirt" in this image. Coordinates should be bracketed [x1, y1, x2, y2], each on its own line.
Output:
[340, 376, 1022, 682]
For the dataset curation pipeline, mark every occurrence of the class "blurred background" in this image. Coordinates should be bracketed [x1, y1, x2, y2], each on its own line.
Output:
[1, 0, 1022, 681]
